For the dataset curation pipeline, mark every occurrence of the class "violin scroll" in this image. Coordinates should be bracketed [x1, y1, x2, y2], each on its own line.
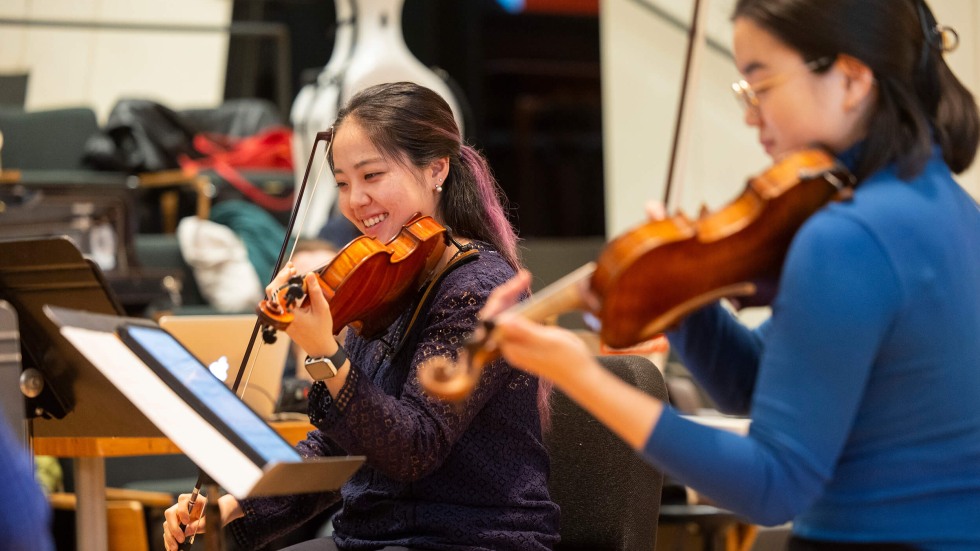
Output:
[418, 264, 597, 402]
[417, 322, 500, 402]
[417, 353, 480, 403]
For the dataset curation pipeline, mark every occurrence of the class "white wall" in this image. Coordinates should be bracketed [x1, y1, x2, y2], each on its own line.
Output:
[601, 0, 980, 237]
[0, 0, 233, 122]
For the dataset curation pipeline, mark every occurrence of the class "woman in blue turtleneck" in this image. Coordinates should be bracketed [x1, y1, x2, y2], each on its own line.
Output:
[482, 0, 980, 549]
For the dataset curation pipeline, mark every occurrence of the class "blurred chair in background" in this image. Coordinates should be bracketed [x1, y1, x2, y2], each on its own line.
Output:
[546, 354, 666, 550]
[0, 72, 28, 109]
[0, 106, 99, 171]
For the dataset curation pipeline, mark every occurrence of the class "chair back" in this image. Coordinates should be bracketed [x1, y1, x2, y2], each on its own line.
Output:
[0, 107, 100, 170]
[0, 72, 28, 108]
[546, 354, 667, 550]
[50, 493, 150, 551]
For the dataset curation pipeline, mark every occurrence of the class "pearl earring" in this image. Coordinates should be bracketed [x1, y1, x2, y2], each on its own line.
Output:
[435, 178, 443, 193]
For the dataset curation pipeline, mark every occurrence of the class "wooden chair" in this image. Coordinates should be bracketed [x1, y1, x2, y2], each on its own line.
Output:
[50, 488, 174, 551]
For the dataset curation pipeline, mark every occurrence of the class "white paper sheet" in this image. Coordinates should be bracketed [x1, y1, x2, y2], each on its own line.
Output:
[60, 326, 263, 498]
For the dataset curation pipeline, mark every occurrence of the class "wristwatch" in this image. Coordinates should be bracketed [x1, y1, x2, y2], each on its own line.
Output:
[304, 345, 347, 380]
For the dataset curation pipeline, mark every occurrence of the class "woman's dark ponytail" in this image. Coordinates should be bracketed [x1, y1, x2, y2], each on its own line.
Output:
[913, 0, 979, 174]
[932, 57, 980, 173]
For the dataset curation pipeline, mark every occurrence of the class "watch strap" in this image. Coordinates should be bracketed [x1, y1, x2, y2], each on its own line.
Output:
[324, 344, 346, 368]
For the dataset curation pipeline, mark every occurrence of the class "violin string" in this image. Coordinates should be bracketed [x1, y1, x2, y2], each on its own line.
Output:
[235, 332, 262, 401]
[289, 136, 334, 263]
[239, 349, 258, 400]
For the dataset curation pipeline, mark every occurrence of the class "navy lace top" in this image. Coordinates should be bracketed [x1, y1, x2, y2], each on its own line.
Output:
[229, 242, 560, 551]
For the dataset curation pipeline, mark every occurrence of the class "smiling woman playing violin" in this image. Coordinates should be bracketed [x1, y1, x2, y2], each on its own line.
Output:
[162, 82, 559, 551]
[483, 0, 980, 549]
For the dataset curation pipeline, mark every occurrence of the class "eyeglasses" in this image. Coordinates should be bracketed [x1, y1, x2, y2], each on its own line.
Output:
[731, 57, 834, 114]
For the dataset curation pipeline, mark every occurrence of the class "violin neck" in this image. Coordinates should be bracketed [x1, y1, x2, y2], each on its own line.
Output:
[424, 264, 596, 403]
[511, 262, 596, 323]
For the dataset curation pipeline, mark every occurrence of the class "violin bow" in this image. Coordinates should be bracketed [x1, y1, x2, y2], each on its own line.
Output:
[230, 129, 334, 393]
[662, 0, 709, 212]
[179, 129, 335, 549]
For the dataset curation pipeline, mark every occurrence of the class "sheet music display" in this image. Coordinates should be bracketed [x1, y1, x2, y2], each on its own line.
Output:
[117, 323, 300, 466]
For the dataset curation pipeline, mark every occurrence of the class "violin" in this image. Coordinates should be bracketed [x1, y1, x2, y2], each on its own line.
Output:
[257, 213, 448, 343]
[418, 148, 855, 401]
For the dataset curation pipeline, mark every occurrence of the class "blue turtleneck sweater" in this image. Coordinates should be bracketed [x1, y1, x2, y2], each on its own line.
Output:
[650, 146, 980, 548]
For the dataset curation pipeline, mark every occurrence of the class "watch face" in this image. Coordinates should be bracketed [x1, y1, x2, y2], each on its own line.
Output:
[304, 346, 344, 380]
[305, 358, 338, 380]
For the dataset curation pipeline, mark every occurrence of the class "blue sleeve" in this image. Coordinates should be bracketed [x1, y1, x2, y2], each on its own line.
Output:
[646, 213, 900, 525]
[0, 421, 54, 551]
[666, 304, 766, 414]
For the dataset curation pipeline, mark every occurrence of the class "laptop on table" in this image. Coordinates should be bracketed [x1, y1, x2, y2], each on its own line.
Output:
[158, 314, 291, 421]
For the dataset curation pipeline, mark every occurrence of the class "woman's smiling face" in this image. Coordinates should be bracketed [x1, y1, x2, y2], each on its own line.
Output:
[332, 119, 442, 242]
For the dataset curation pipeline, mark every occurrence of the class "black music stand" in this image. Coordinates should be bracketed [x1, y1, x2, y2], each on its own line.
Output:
[0, 236, 155, 436]
[0, 237, 363, 551]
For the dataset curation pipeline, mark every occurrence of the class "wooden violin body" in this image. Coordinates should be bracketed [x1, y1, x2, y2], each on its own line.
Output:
[257, 214, 447, 341]
[593, 148, 853, 348]
[419, 148, 854, 401]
